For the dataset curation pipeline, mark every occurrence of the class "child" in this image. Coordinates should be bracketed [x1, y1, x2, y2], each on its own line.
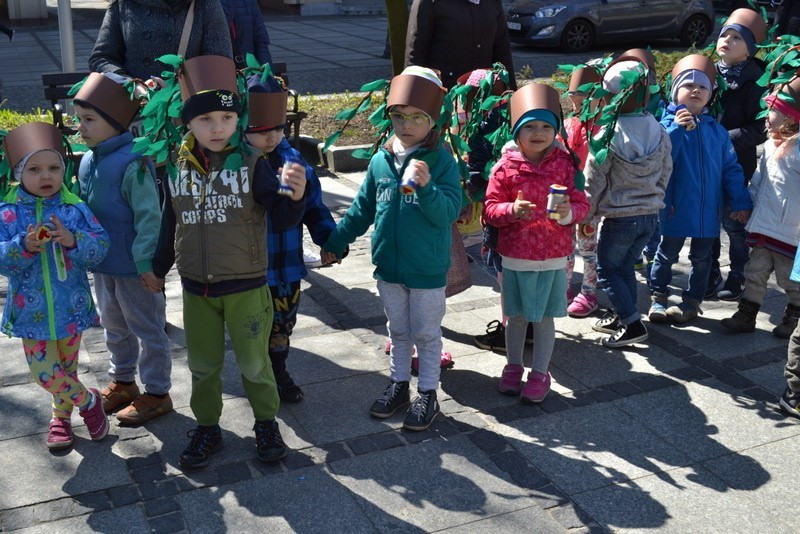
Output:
[322, 66, 461, 431]
[781, 249, 800, 418]
[720, 78, 800, 338]
[562, 64, 602, 319]
[649, 55, 752, 324]
[74, 72, 173, 425]
[244, 72, 339, 403]
[709, 8, 768, 301]
[149, 56, 307, 469]
[583, 58, 672, 348]
[0, 122, 110, 449]
[483, 83, 589, 403]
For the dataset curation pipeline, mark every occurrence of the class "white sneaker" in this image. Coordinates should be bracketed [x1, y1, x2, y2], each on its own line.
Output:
[303, 251, 323, 268]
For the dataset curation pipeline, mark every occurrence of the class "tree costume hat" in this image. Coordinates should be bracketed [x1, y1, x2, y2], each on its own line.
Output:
[567, 64, 603, 95]
[670, 53, 717, 103]
[510, 82, 562, 138]
[178, 55, 241, 124]
[386, 66, 446, 121]
[245, 73, 288, 132]
[720, 8, 767, 56]
[72, 72, 143, 131]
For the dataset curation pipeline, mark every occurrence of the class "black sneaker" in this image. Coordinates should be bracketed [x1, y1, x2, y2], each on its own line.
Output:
[403, 389, 440, 431]
[780, 387, 800, 419]
[705, 271, 723, 299]
[592, 311, 621, 334]
[602, 319, 649, 348]
[717, 277, 744, 301]
[253, 419, 288, 462]
[369, 381, 410, 418]
[276, 373, 304, 403]
[179, 425, 222, 470]
[474, 320, 506, 352]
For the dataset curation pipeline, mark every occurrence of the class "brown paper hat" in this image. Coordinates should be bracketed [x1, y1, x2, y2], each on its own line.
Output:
[455, 69, 507, 96]
[246, 74, 287, 131]
[723, 8, 767, 43]
[671, 54, 717, 85]
[73, 72, 141, 129]
[510, 83, 561, 129]
[178, 55, 238, 101]
[568, 65, 602, 93]
[605, 52, 652, 112]
[387, 67, 446, 121]
[4, 122, 65, 169]
[617, 48, 656, 70]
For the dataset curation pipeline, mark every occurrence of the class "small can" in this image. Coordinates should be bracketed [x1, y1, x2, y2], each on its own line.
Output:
[278, 153, 299, 196]
[400, 163, 417, 195]
[546, 184, 568, 219]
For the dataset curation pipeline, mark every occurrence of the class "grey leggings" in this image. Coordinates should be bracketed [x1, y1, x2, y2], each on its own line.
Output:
[505, 315, 555, 374]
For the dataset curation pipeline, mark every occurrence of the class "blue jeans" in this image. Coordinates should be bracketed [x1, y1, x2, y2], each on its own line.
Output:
[597, 214, 658, 325]
[650, 236, 715, 303]
[710, 209, 749, 283]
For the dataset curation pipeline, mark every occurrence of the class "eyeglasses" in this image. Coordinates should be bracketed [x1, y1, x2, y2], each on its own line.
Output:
[388, 112, 430, 126]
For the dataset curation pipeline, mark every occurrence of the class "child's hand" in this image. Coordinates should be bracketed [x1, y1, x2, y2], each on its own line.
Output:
[410, 160, 431, 188]
[555, 198, 571, 220]
[321, 250, 341, 266]
[48, 216, 76, 249]
[513, 190, 536, 220]
[675, 108, 696, 131]
[280, 163, 307, 202]
[24, 224, 45, 253]
[730, 209, 751, 224]
[140, 272, 164, 292]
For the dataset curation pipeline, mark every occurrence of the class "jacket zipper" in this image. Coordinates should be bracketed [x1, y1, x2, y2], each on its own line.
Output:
[37, 200, 57, 340]
[200, 169, 209, 296]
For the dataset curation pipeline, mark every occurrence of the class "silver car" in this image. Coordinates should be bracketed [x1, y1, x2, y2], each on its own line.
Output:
[506, 0, 715, 52]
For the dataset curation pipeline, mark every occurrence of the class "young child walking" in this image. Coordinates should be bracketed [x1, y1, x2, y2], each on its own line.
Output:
[0, 122, 110, 449]
[244, 72, 340, 403]
[483, 83, 589, 403]
[720, 76, 800, 338]
[709, 8, 768, 301]
[781, 249, 800, 418]
[74, 73, 173, 425]
[322, 66, 462, 431]
[649, 55, 752, 324]
[584, 57, 673, 348]
[148, 56, 307, 469]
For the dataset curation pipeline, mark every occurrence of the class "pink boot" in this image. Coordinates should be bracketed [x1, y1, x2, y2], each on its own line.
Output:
[521, 371, 551, 404]
[498, 364, 524, 395]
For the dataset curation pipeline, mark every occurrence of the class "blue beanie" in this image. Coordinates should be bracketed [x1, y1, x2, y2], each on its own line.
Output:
[720, 23, 756, 57]
[511, 109, 559, 138]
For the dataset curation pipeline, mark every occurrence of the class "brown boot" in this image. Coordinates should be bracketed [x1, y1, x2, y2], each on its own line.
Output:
[101, 381, 140, 413]
[721, 298, 760, 333]
[774, 304, 800, 339]
[116, 393, 173, 425]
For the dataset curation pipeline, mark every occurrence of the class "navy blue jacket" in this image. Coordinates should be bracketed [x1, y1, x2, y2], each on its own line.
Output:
[220, 0, 273, 67]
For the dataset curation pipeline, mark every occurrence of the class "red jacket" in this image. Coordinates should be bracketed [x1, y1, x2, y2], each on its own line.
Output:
[483, 144, 589, 261]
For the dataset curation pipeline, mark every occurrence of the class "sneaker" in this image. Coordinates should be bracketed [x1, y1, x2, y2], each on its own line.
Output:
[369, 381, 410, 418]
[303, 250, 323, 268]
[474, 320, 506, 352]
[592, 311, 621, 334]
[568, 292, 599, 318]
[101, 381, 140, 413]
[666, 301, 701, 323]
[779, 387, 800, 419]
[648, 293, 669, 324]
[498, 363, 525, 395]
[47, 418, 73, 450]
[705, 271, 723, 299]
[403, 389, 440, 431]
[717, 277, 744, 301]
[179, 425, 223, 469]
[411, 351, 454, 376]
[276, 374, 304, 403]
[520, 371, 551, 404]
[116, 393, 173, 425]
[602, 319, 649, 348]
[253, 419, 288, 462]
[79, 389, 109, 441]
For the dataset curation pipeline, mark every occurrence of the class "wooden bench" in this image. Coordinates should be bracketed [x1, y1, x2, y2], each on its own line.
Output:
[41, 62, 307, 146]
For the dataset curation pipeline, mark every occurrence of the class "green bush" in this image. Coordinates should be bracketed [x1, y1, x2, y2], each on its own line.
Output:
[0, 108, 50, 131]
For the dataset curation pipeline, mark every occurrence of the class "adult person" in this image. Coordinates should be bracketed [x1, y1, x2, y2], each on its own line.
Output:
[777, 0, 800, 36]
[220, 0, 273, 69]
[404, 0, 517, 90]
[88, 0, 233, 80]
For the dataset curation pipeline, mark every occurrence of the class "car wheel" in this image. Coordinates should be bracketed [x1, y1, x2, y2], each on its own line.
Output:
[560, 19, 594, 53]
[680, 15, 712, 47]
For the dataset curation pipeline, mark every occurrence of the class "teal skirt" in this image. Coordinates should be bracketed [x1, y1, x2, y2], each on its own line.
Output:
[501, 268, 567, 322]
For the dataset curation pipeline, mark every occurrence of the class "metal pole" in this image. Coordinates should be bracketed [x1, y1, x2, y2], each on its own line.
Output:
[57, 0, 76, 72]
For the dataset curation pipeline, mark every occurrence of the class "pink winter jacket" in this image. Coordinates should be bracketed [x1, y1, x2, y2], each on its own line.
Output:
[483, 143, 589, 261]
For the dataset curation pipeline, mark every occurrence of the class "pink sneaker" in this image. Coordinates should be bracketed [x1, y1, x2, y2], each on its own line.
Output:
[47, 418, 73, 450]
[568, 292, 599, 318]
[411, 351, 454, 376]
[498, 364, 524, 395]
[79, 389, 109, 441]
[567, 286, 577, 304]
[521, 371, 551, 404]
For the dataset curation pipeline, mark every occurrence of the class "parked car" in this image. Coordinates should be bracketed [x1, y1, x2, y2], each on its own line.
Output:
[713, 0, 781, 23]
[506, 0, 715, 52]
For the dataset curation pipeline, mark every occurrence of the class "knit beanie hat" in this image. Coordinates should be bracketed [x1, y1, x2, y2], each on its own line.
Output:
[178, 55, 241, 124]
[510, 83, 561, 138]
[246, 73, 288, 132]
[73, 72, 142, 131]
[387, 66, 446, 121]
[670, 54, 717, 104]
[720, 8, 767, 57]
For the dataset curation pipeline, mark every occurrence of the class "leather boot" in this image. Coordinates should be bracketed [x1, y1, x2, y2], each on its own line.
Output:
[720, 298, 760, 333]
[774, 303, 800, 339]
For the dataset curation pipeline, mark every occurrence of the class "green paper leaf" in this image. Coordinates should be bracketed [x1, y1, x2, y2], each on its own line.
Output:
[334, 107, 358, 121]
[157, 54, 183, 67]
[359, 79, 389, 92]
[351, 147, 373, 159]
[223, 152, 242, 171]
[321, 131, 343, 153]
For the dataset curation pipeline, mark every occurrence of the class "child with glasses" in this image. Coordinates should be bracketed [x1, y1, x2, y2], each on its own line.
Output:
[322, 66, 461, 431]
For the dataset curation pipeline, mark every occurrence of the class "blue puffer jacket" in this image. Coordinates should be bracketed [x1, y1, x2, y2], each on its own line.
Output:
[660, 106, 752, 238]
[220, 0, 272, 67]
[0, 187, 109, 340]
